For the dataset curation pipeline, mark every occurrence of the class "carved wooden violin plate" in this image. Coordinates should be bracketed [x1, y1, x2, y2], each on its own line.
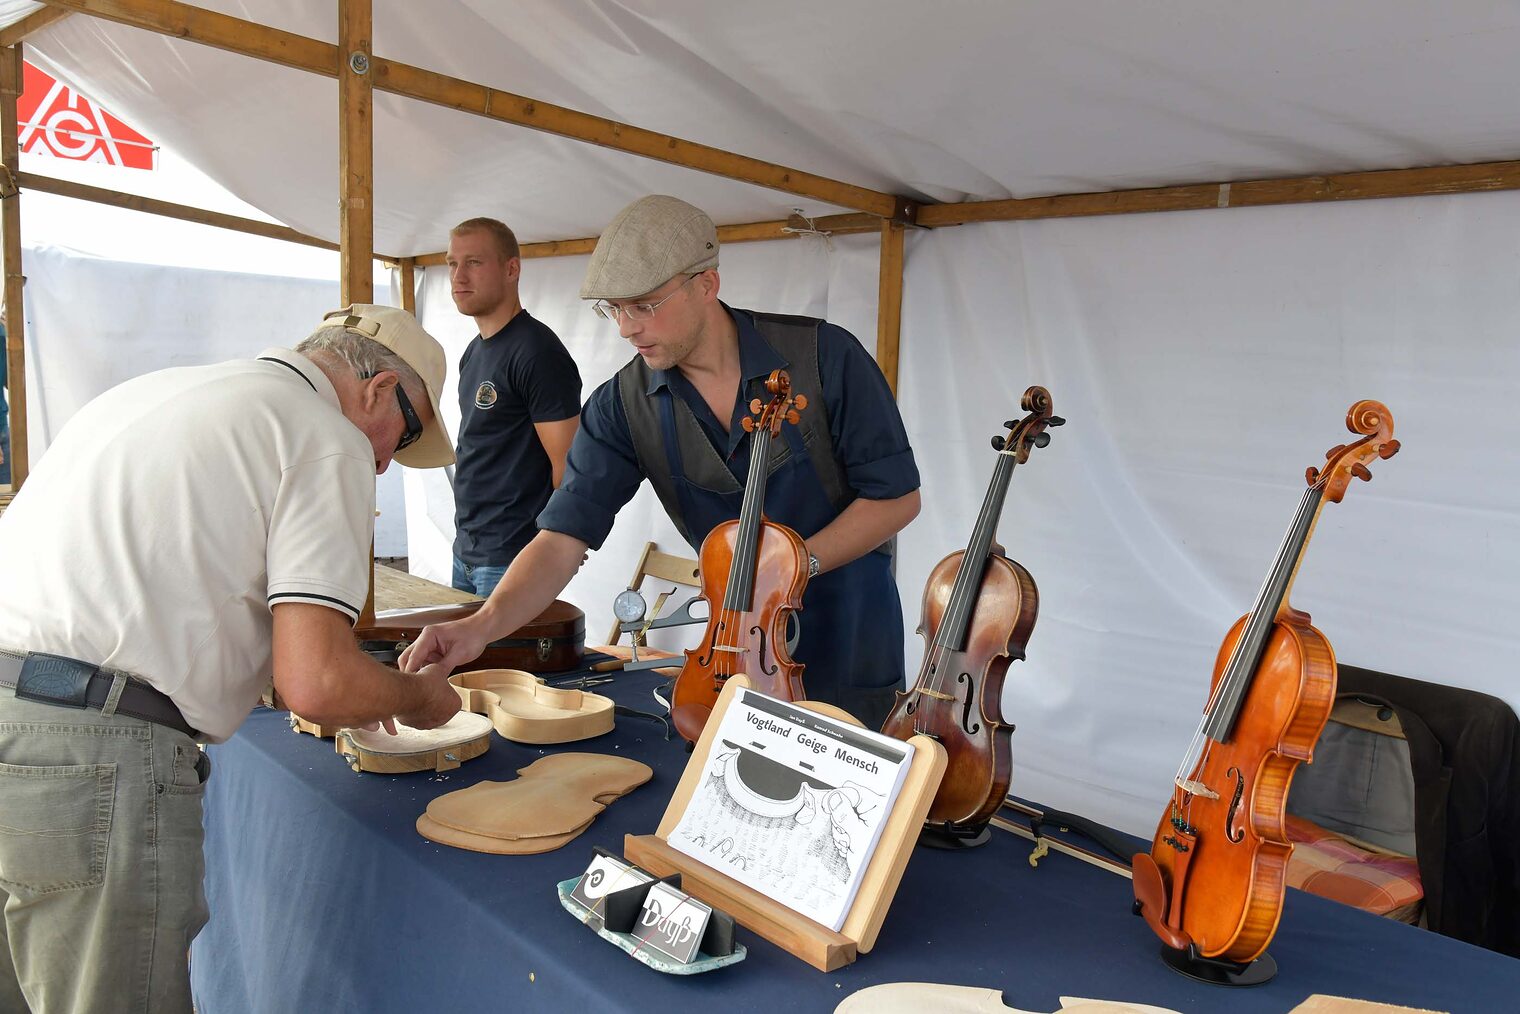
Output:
[335, 711, 494, 774]
[418, 753, 653, 854]
[450, 668, 615, 744]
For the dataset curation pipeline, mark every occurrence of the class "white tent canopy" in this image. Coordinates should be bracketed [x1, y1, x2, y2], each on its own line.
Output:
[14, 1, 1520, 249]
[4, 1, 1517, 834]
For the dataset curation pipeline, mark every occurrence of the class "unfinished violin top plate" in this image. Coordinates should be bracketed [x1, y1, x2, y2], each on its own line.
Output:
[451, 668, 615, 744]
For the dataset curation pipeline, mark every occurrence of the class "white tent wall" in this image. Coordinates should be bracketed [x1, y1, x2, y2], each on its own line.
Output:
[412, 191, 1518, 837]
[16, 244, 410, 554]
[897, 193, 1520, 834]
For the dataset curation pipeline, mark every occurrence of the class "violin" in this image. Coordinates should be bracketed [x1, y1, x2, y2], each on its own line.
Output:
[881, 386, 1063, 836]
[1132, 401, 1400, 966]
[669, 370, 809, 742]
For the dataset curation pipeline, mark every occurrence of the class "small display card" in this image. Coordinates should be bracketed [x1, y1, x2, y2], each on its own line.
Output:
[569, 851, 652, 918]
[632, 881, 712, 964]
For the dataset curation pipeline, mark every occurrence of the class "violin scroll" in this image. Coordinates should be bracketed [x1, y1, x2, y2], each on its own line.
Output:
[992, 385, 1064, 462]
[740, 370, 807, 437]
[1304, 400, 1399, 503]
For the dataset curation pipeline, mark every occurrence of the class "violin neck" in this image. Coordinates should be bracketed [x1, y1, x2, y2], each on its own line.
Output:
[1203, 485, 1325, 742]
[723, 426, 776, 613]
[936, 448, 1017, 651]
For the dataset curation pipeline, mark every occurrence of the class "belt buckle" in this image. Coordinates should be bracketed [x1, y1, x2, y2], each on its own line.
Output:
[15, 653, 97, 708]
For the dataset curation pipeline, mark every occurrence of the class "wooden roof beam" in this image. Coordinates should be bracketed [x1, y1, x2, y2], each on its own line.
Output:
[411, 211, 882, 266]
[0, 7, 71, 47]
[16, 170, 405, 261]
[40, 0, 918, 222]
[917, 160, 1520, 226]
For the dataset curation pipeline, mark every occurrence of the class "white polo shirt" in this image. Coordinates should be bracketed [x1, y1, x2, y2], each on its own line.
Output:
[0, 348, 374, 741]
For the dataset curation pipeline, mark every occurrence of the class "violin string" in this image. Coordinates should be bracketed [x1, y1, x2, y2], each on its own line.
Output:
[914, 435, 1019, 736]
[1171, 483, 1321, 791]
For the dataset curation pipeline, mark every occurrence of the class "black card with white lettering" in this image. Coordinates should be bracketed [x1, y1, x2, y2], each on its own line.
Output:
[632, 881, 711, 963]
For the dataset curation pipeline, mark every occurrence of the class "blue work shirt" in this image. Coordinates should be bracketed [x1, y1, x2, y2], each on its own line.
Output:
[538, 306, 919, 550]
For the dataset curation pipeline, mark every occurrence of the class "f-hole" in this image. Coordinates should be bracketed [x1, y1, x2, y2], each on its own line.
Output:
[1225, 767, 1246, 843]
[696, 619, 726, 667]
[957, 671, 980, 734]
[748, 624, 778, 675]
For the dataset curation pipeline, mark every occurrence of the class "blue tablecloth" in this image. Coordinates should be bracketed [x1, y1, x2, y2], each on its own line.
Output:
[190, 669, 1519, 1013]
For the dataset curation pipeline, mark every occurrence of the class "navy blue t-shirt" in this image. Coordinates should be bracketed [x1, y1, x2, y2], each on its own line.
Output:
[453, 310, 582, 564]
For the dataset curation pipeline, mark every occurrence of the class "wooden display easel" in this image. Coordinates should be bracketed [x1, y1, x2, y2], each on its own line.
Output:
[624, 675, 946, 971]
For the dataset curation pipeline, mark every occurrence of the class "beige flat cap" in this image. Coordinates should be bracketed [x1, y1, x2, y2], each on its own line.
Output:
[579, 195, 720, 300]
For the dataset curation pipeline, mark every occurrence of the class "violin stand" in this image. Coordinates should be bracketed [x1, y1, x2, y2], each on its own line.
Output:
[917, 822, 991, 850]
[1159, 943, 1276, 987]
[1132, 853, 1277, 986]
[624, 675, 947, 972]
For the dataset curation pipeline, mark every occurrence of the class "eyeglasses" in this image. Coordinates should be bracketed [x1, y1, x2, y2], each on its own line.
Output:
[393, 385, 423, 453]
[365, 371, 424, 454]
[592, 274, 698, 323]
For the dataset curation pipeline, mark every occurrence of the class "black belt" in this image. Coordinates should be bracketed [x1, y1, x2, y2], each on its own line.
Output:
[0, 650, 198, 739]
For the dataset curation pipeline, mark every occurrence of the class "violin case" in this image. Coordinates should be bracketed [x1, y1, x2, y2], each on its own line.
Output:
[356, 599, 585, 673]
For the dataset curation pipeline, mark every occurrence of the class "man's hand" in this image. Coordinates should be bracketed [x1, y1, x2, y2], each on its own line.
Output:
[273, 602, 464, 730]
[391, 663, 462, 730]
[399, 618, 488, 675]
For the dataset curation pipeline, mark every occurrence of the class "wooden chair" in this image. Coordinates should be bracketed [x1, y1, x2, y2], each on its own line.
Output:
[605, 541, 701, 645]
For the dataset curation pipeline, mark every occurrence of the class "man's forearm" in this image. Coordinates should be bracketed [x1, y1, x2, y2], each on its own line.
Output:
[280, 652, 436, 726]
[804, 490, 921, 574]
[472, 529, 588, 639]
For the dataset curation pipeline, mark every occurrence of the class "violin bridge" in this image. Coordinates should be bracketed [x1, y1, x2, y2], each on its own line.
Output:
[915, 688, 955, 702]
[1174, 777, 1218, 800]
[710, 645, 747, 654]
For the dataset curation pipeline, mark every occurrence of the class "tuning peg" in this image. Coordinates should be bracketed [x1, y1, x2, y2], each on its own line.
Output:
[785, 409, 800, 425]
[1352, 463, 1372, 481]
[1048, 416, 1066, 427]
[991, 435, 1006, 451]
[749, 398, 763, 414]
[1305, 466, 1321, 484]
[1325, 444, 1346, 459]
[794, 395, 808, 410]
[1379, 439, 1401, 459]
[1033, 433, 1051, 448]
[1003, 420, 1017, 430]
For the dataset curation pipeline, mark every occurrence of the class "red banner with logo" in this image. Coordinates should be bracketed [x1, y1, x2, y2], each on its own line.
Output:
[17, 61, 155, 170]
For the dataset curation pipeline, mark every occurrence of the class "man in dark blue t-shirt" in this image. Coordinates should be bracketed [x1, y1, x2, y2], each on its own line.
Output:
[446, 218, 582, 595]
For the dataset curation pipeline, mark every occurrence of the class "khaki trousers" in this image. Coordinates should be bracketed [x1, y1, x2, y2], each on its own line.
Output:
[0, 693, 208, 1014]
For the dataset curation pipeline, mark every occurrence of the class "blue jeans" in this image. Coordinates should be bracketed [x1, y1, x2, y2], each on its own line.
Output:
[0, 691, 209, 1013]
[451, 557, 508, 597]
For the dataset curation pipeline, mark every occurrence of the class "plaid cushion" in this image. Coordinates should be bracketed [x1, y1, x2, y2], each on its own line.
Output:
[1286, 815, 1424, 922]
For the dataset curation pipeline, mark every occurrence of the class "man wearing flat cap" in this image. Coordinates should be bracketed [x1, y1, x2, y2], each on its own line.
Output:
[0, 305, 462, 1013]
[404, 195, 921, 729]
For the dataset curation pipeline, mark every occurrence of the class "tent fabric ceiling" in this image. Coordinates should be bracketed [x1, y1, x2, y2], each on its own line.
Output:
[16, 1, 1520, 256]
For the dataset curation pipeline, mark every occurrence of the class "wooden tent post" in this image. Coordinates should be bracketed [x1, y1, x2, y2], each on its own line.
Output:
[1, 45, 29, 488]
[876, 220, 905, 398]
[338, 0, 378, 626]
[339, 0, 373, 307]
[398, 257, 416, 314]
